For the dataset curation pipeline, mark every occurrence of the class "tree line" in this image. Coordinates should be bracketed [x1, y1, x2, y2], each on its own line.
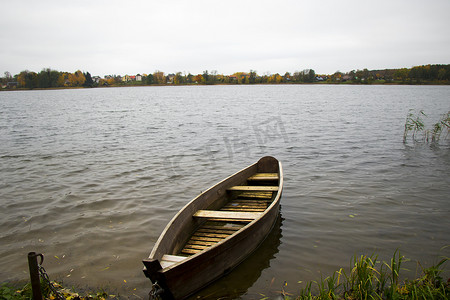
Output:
[1, 64, 449, 89]
[1, 69, 94, 89]
[331, 64, 450, 84]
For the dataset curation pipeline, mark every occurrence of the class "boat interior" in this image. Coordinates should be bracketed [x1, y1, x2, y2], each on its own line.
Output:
[159, 172, 280, 268]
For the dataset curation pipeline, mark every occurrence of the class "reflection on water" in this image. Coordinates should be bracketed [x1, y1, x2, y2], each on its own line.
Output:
[0, 86, 449, 298]
[190, 214, 283, 299]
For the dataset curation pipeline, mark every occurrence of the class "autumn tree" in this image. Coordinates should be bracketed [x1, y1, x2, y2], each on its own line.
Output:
[394, 68, 409, 82]
[57, 72, 69, 87]
[173, 72, 185, 85]
[153, 71, 165, 84]
[193, 74, 204, 84]
[268, 73, 283, 83]
[67, 70, 86, 87]
[17, 70, 38, 89]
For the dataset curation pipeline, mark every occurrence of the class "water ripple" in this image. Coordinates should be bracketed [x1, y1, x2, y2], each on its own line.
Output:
[0, 86, 449, 298]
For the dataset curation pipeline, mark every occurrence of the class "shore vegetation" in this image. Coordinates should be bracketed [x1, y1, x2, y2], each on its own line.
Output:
[1, 251, 448, 299]
[1, 64, 450, 90]
[294, 251, 449, 300]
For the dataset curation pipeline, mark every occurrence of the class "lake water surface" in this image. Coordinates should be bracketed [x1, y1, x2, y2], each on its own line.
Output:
[0, 85, 449, 299]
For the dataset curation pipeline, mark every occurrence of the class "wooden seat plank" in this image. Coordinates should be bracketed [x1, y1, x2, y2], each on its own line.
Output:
[193, 210, 263, 221]
[201, 224, 243, 231]
[237, 191, 273, 199]
[224, 203, 266, 208]
[186, 240, 216, 247]
[221, 208, 266, 212]
[228, 186, 278, 192]
[193, 232, 231, 239]
[190, 235, 223, 242]
[247, 173, 279, 181]
[222, 206, 266, 211]
[196, 228, 238, 234]
[160, 254, 186, 268]
[181, 248, 201, 255]
[230, 199, 270, 203]
[183, 244, 209, 251]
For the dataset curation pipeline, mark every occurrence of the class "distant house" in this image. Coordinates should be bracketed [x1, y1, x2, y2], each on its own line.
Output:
[92, 76, 101, 83]
[342, 75, 352, 81]
[122, 75, 140, 82]
[167, 74, 175, 83]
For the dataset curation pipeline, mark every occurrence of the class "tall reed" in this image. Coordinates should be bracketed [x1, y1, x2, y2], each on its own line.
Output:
[295, 250, 448, 300]
[403, 110, 450, 144]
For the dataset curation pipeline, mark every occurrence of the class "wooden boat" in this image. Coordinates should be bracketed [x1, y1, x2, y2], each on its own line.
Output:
[143, 156, 283, 299]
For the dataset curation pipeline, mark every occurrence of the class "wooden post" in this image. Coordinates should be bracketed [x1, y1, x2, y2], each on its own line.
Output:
[28, 252, 43, 300]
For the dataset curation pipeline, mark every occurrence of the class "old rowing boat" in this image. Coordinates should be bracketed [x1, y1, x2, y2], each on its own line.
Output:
[143, 156, 283, 299]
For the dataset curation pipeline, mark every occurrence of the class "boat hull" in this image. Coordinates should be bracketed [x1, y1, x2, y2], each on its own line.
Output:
[143, 156, 283, 299]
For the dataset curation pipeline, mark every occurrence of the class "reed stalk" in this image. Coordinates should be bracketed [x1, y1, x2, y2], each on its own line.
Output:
[403, 110, 450, 144]
[295, 250, 449, 300]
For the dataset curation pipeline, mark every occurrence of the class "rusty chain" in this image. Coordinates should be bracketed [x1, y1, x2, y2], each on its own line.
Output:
[37, 255, 65, 300]
[149, 281, 164, 300]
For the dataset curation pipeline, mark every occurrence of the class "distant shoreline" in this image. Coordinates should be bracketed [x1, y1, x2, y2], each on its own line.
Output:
[2, 64, 449, 90]
[2, 81, 450, 92]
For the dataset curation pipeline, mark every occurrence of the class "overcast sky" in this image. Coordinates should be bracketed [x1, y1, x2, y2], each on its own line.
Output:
[1, 0, 449, 77]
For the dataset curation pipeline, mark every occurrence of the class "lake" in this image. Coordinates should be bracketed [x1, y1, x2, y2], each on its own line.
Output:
[0, 85, 449, 299]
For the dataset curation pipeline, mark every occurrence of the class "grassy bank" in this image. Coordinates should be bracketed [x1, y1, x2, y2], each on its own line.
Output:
[293, 250, 448, 300]
[1, 251, 448, 299]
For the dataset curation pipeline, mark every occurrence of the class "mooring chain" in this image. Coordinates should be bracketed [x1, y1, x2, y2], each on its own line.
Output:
[37, 256, 65, 300]
[149, 281, 164, 300]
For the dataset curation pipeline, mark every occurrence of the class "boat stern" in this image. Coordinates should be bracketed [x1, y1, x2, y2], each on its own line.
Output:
[142, 258, 175, 299]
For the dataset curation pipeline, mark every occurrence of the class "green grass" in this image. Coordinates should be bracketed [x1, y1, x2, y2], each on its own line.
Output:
[294, 250, 449, 300]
